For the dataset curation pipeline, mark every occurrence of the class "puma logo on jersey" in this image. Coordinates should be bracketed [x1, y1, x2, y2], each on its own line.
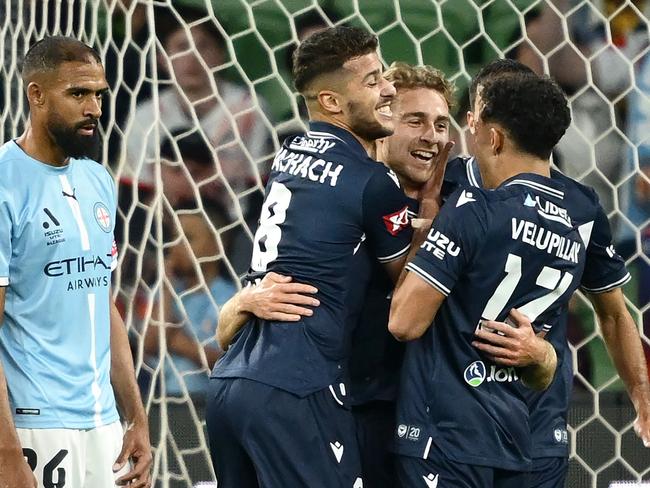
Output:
[421, 228, 461, 260]
[62, 188, 77, 201]
[383, 206, 410, 236]
[423, 473, 439, 488]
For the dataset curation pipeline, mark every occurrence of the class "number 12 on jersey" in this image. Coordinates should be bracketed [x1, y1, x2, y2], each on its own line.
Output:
[482, 253, 574, 325]
[251, 182, 292, 272]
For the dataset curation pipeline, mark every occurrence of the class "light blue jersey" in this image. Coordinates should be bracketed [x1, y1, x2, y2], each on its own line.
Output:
[0, 141, 119, 429]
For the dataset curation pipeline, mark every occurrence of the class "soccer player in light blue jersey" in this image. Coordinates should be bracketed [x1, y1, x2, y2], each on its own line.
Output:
[0, 37, 151, 488]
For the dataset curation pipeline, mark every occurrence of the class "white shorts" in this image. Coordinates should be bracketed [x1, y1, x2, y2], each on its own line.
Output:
[17, 421, 128, 488]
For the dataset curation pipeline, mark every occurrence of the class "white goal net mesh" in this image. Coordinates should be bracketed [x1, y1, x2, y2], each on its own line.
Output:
[2, 0, 649, 486]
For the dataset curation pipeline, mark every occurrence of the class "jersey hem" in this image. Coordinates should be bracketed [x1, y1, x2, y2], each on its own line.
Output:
[0, 276, 7, 286]
[13, 410, 120, 430]
[211, 368, 330, 398]
[532, 446, 569, 458]
[394, 446, 532, 472]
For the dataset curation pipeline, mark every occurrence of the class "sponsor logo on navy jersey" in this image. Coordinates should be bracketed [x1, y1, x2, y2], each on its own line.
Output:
[464, 360, 519, 387]
[524, 193, 572, 228]
[421, 227, 461, 260]
[288, 135, 336, 154]
[383, 206, 410, 236]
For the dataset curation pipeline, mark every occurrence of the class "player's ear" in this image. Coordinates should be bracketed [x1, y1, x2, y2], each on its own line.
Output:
[489, 127, 504, 155]
[26, 81, 45, 108]
[467, 111, 475, 135]
[316, 90, 343, 115]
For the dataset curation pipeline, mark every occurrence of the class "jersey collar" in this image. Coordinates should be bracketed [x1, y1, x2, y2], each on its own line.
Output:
[466, 156, 483, 188]
[307, 121, 371, 161]
[501, 172, 566, 200]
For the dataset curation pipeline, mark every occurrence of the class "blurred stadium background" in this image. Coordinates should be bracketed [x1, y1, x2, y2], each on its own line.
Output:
[2, 0, 650, 486]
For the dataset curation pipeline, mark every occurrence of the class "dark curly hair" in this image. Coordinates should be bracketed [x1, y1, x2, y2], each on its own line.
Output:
[292, 26, 378, 93]
[479, 73, 570, 160]
[469, 58, 534, 109]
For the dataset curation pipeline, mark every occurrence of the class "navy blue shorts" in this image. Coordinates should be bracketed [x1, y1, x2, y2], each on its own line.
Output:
[353, 400, 397, 488]
[205, 377, 363, 488]
[528, 457, 568, 488]
[396, 442, 528, 488]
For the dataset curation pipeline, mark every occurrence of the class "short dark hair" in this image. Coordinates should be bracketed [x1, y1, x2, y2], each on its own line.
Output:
[292, 26, 378, 93]
[21, 36, 101, 84]
[469, 58, 534, 109]
[479, 73, 570, 160]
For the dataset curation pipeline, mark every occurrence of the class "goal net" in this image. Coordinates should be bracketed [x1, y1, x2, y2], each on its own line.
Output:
[2, 0, 649, 486]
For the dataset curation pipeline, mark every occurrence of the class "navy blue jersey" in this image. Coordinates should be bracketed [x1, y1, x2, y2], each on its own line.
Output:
[442, 157, 630, 458]
[213, 122, 412, 396]
[347, 199, 417, 406]
[395, 172, 599, 471]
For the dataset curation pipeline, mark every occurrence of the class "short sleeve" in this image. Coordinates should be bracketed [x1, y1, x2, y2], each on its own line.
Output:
[0, 196, 12, 285]
[580, 203, 630, 293]
[362, 169, 413, 263]
[406, 189, 487, 296]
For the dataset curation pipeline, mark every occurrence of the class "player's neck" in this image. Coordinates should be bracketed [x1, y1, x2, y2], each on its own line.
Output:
[401, 181, 420, 199]
[309, 113, 375, 155]
[16, 124, 69, 167]
[482, 153, 551, 189]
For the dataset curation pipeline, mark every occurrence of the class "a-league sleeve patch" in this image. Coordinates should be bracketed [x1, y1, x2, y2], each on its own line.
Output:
[383, 206, 410, 236]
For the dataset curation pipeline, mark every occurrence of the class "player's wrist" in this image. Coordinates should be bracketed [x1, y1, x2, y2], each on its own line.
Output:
[236, 285, 255, 315]
[530, 337, 552, 366]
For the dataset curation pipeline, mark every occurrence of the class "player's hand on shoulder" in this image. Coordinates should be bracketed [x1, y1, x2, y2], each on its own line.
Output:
[0, 447, 37, 488]
[114, 420, 152, 488]
[242, 272, 320, 322]
[418, 141, 454, 217]
[472, 308, 547, 367]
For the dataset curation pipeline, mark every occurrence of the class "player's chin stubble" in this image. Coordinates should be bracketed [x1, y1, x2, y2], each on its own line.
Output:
[347, 100, 394, 142]
[49, 115, 102, 161]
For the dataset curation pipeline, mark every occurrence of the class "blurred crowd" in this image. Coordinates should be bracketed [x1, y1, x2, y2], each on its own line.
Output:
[1, 0, 649, 485]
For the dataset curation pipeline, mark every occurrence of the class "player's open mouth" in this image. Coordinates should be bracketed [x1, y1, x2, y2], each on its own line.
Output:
[78, 125, 96, 136]
[377, 104, 392, 118]
[411, 150, 436, 163]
